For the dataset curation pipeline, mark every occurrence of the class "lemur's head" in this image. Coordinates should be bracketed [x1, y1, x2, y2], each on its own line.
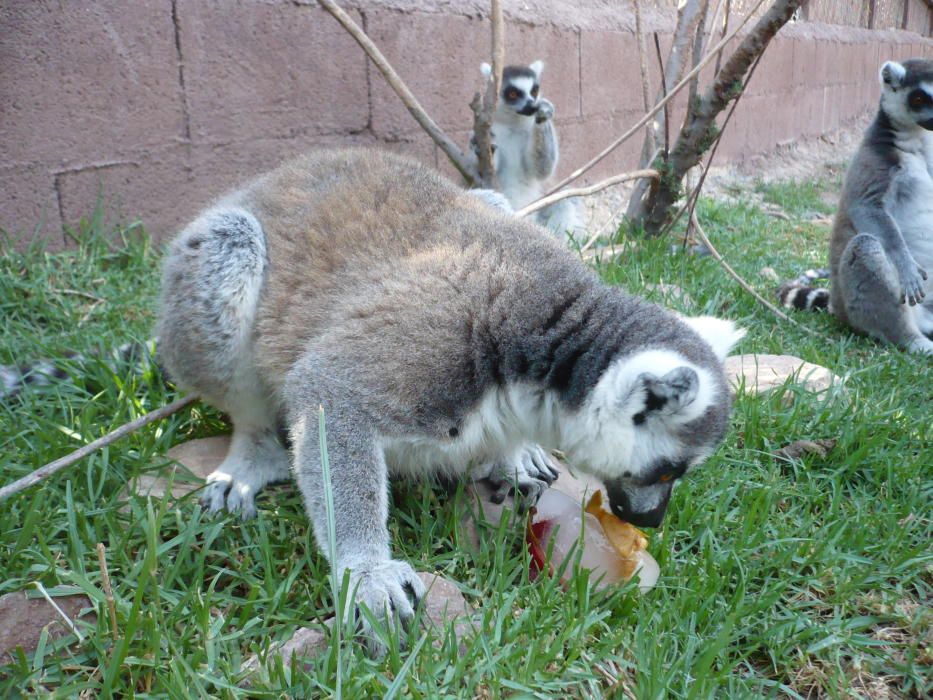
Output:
[880, 59, 933, 131]
[480, 60, 544, 118]
[560, 317, 744, 528]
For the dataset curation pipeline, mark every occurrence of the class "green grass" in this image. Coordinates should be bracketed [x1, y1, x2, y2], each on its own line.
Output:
[1, 190, 930, 699]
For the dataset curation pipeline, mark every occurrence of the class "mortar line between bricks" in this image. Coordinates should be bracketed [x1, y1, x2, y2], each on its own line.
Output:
[171, 0, 192, 143]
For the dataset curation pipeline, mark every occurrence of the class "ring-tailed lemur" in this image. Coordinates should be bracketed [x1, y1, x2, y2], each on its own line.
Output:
[778, 59, 933, 354]
[467, 60, 583, 239]
[157, 148, 743, 654]
[1, 339, 159, 401]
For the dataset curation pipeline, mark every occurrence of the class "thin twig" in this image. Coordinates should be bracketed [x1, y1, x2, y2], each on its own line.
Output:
[53, 288, 105, 303]
[490, 0, 505, 99]
[33, 582, 84, 642]
[0, 394, 199, 502]
[716, 0, 733, 75]
[652, 33, 670, 158]
[316, 0, 474, 182]
[539, 0, 767, 199]
[471, 0, 505, 187]
[632, 0, 655, 153]
[689, 212, 824, 337]
[96, 543, 119, 641]
[516, 169, 658, 218]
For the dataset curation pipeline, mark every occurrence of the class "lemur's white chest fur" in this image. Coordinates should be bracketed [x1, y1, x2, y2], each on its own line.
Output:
[891, 130, 933, 275]
[381, 382, 558, 479]
[493, 118, 544, 209]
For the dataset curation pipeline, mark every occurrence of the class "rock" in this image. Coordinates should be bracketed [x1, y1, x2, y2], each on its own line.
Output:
[759, 266, 780, 282]
[0, 592, 95, 662]
[241, 624, 330, 675]
[724, 354, 838, 394]
[127, 435, 231, 500]
[417, 572, 475, 643]
[240, 573, 474, 676]
[773, 438, 837, 460]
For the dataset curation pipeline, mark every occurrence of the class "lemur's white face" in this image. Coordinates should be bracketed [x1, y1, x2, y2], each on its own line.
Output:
[481, 60, 544, 119]
[560, 317, 744, 528]
[502, 75, 539, 116]
[880, 60, 933, 131]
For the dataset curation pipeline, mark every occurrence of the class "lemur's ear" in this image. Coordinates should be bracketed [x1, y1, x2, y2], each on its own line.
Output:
[480, 63, 492, 78]
[880, 61, 906, 89]
[682, 316, 746, 361]
[530, 60, 544, 78]
[632, 368, 699, 423]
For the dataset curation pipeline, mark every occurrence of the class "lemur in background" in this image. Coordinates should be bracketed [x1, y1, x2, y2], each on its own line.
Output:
[156, 149, 742, 654]
[779, 59, 933, 354]
[468, 60, 583, 239]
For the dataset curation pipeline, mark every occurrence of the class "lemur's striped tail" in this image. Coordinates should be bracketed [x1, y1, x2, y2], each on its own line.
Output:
[777, 268, 831, 312]
[1, 338, 160, 401]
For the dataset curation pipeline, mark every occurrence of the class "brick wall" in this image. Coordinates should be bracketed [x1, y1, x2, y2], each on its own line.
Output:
[2, 1, 932, 249]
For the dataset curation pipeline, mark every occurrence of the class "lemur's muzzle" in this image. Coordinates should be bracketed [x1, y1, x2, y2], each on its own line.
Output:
[605, 479, 674, 528]
[919, 117, 933, 131]
[517, 102, 538, 117]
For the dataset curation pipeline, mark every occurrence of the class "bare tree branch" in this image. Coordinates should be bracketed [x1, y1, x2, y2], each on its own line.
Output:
[317, 0, 476, 183]
[537, 0, 764, 201]
[516, 169, 658, 218]
[638, 0, 805, 235]
[0, 394, 200, 502]
[632, 0, 655, 154]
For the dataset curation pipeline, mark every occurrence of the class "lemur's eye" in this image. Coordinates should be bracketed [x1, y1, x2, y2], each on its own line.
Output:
[531, 85, 539, 98]
[505, 88, 521, 101]
[909, 90, 931, 109]
[659, 473, 673, 483]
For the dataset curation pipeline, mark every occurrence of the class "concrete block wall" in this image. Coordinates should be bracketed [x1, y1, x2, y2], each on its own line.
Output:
[2, 1, 932, 249]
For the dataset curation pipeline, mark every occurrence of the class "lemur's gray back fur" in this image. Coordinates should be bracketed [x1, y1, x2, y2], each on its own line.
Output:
[157, 148, 741, 653]
[778, 59, 933, 353]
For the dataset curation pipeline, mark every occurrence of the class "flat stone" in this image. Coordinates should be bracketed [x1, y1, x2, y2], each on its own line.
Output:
[724, 354, 838, 394]
[0, 592, 95, 662]
[128, 435, 230, 500]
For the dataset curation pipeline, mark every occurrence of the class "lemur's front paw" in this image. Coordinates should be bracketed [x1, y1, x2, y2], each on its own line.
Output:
[535, 99, 555, 123]
[897, 258, 927, 305]
[201, 468, 260, 520]
[343, 558, 426, 657]
[480, 444, 560, 512]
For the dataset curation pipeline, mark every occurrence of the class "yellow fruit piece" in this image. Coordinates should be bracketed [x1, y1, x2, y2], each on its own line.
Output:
[585, 491, 649, 560]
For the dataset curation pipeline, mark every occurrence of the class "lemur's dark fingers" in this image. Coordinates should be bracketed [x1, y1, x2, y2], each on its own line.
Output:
[489, 479, 513, 504]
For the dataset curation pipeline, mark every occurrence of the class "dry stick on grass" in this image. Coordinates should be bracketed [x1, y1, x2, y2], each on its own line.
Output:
[317, 0, 475, 182]
[0, 394, 199, 502]
[689, 211, 823, 336]
[655, 50, 826, 338]
[515, 169, 659, 218]
[536, 0, 767, 202]
[96, 543, 119, 641]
